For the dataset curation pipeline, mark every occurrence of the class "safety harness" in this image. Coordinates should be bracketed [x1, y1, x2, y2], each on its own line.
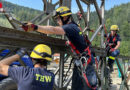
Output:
[66, 34, 97, 89]
[107, 34, 117, 47]
[105, 34, 118, 61]
[105, 34, 117, 54]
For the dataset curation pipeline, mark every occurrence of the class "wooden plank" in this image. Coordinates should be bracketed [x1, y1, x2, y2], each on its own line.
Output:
[0, 26, 69, 53]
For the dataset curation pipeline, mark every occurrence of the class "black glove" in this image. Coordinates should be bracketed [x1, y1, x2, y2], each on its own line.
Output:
[16, 48, 27, 57]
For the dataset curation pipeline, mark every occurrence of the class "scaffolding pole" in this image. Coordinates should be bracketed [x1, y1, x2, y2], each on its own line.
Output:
[58, 53, 64, 88]
[101, 0, 105, 48]
[86, 4, 90, 36]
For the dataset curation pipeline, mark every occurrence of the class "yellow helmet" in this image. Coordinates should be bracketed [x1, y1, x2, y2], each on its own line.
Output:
[54, 6, 72, 17]
[110, 25, 119, 31]
[30, 44, 52, 61]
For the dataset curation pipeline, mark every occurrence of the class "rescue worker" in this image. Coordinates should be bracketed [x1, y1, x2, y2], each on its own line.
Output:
[105, 25, 121, 73]
[0, 44, 55, 90]
[22, 6, 97, 90]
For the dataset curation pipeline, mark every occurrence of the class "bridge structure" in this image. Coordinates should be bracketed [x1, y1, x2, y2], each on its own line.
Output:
[0, 0, 130, 90]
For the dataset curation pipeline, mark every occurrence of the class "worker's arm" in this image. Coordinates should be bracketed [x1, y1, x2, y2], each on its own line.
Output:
[0, 48, 26, 76]
[0, 54, 20, 76]
[22, 22, 65, 35]
[114, 41, 120, 50]
[37, 25, 65, 35]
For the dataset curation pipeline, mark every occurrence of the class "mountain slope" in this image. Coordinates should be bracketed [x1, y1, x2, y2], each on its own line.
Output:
[0, 0, 42, 28]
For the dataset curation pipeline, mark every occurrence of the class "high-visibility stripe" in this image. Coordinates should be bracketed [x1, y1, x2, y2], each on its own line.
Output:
[109, 56, 115, 60]
[79, 31, 82, 35]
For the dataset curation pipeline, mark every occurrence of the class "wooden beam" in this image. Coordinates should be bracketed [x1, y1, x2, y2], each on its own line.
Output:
[0, 26, 69, 53]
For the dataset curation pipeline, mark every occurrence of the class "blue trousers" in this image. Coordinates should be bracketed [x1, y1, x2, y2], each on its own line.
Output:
[108, 49, 120, 67]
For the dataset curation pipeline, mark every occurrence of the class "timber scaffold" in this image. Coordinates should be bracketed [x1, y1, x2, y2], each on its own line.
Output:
[0, 0, 130, 90]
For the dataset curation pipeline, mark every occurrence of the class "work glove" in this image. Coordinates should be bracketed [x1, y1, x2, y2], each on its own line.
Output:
[22, 22, 38, 32]
[110, 48, 115, 52]
[16, 48, 27, 57]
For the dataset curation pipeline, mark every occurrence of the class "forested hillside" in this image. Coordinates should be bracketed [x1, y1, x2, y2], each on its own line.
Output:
[0, 0, 42, 27]
[90, 3, 130, 40]
[89, 3, 130, 56]
[0, 0, 129, 55]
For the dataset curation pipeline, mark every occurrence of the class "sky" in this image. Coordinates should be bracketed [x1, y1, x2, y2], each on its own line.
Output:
[2, 0, 130, 13]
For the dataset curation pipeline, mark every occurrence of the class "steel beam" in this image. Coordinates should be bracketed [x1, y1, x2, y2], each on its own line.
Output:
[80, 0, 90, 5]
[100, 0, 105, 48]
[86, 4, 90, 35]
[76, 0, 88, 26]
[37, 12, 53, 25]
[59, 0, 63, 6]
[62, 0, 72, 8]
[93, 0, 102, 24]
[43, 0, 47, 12]
[63, 72, 72, 87]
[2, 9, 18, 29]
[59, 53, 64, 88]
[116, 58, 129, 90]
[90, 25, 103, 42]
[30, 12, 45, 23]
[54, 54, 70, 75]
[54, 1, 60, 6]
[32, 0, 59, 24]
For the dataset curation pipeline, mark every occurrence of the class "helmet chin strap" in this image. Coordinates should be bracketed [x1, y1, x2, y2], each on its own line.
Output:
[60, 15, 71, 25]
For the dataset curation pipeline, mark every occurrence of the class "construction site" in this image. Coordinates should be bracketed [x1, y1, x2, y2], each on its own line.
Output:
[0, 0, 130, 90]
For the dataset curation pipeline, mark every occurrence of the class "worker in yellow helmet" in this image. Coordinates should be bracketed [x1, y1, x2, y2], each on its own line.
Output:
[21, 6, 97, 90]
[105, 25, 121, 84]
[0, 44, 55, 90]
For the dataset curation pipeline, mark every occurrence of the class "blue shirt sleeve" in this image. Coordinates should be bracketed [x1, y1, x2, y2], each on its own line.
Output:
[62, 24, 72, 36]
[8, 66, 29, 83]
[62, 24, 78, 37]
